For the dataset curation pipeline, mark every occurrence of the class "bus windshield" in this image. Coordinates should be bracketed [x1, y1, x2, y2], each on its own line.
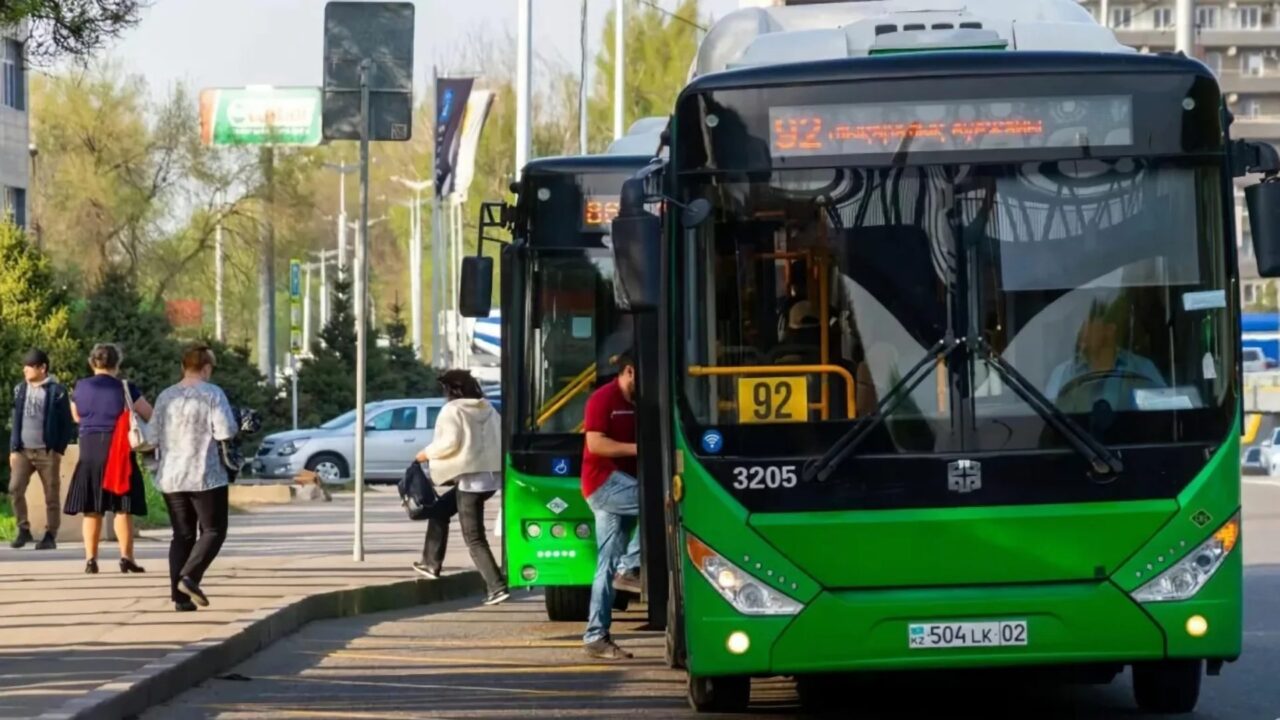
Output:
[679, 159, 1235, 457]
[523, 250, 632, 433]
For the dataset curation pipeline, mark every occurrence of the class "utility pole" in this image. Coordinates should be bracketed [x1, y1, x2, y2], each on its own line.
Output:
[580, 0, 589, 154]
[258, 147, 277, 386]
[614, 0, 626, 141]
[1175, 0, 1195, 56]
[214, 190, 225, 343]
[516, 0, 532, 175]
[311, 248, 338, 328]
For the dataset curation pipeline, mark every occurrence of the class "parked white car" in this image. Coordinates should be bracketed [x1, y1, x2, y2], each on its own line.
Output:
[252, 399, 446, 484]
[1243, 348, 1272, 373]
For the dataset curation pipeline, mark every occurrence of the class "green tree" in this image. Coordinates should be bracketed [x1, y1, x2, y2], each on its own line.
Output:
[0, 221, 79, 380]
[587, 0, 702, 152]
[75, 269, 181, 396]
[2, 0, 141, 60]
[0, 222, 78, 490]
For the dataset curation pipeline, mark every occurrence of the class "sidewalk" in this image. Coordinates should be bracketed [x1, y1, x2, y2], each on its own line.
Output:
[0, 487, 490, 719]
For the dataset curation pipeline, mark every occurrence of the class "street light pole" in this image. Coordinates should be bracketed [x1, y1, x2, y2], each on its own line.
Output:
[323, 162, 360, 280]
[214, 190, 226, 343]
[1175, 0, 1195, 56]
[614, 0, 626, 141]
[516, 0, 532, 175]
[392, 176, 432, 360]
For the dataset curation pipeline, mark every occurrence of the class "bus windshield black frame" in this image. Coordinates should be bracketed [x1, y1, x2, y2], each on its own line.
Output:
[669, 54, 1238, 511]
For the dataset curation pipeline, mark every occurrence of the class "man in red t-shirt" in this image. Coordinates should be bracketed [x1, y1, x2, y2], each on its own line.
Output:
[580, 352, 642, 660]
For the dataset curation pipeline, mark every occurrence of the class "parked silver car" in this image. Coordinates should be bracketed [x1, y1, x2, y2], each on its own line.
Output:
[252, 399, 446, 484]
[1243, 446, 1268, 476]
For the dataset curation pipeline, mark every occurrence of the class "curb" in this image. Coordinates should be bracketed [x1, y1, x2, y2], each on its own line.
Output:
[37, 571, 484, 720]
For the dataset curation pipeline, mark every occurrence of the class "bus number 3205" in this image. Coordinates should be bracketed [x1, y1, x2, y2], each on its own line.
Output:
[732, 465, 799, 490]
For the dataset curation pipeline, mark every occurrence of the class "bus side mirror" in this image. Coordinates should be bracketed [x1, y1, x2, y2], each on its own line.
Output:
[1248, 181, 1280, 277]
[612, 178, 662, 311]
[459, 256, 494, 318]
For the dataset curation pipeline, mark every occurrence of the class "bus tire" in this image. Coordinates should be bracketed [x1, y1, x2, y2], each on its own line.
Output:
[544, 586, 591, 622]
[1132, 660, 1202, 714]
[796, 674, 844, 712]
[687, 674, 750, 714]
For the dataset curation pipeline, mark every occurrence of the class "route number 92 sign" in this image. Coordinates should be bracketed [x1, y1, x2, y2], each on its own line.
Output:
[737, 376, 808, 424]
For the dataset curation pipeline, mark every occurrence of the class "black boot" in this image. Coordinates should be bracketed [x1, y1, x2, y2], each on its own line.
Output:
[9, 528, 33, 549]
[34, 532, 56, 550]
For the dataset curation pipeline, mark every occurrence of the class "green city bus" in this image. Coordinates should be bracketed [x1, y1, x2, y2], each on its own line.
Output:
[604, 1, 1280, 713]
[470, 153, 656, 621]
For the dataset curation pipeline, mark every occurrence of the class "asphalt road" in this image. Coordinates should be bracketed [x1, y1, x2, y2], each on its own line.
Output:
[146, 481, 1280, 720]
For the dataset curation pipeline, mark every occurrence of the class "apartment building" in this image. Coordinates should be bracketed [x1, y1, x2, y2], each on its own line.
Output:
[0, 24, 27, 230]
[1076, 1, 1277, 304]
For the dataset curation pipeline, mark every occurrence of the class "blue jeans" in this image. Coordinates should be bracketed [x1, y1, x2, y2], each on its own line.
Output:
[584, 471, 641, 644]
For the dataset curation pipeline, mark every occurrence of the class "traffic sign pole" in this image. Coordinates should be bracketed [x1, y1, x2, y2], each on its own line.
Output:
[353, 58, 371, 563]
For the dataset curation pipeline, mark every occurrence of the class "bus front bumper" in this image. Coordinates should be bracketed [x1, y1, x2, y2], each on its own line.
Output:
[684, 551, 1242, 677]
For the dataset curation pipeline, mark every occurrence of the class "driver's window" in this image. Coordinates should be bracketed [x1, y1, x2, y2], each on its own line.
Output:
[368, 410, 395, 432]
[391, 407, 418, 431]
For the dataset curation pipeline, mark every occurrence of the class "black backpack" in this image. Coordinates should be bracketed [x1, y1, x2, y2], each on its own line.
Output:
[398, 462, 440, 521]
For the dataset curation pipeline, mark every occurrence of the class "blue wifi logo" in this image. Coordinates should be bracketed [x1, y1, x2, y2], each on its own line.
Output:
[701, 430, 723, 454]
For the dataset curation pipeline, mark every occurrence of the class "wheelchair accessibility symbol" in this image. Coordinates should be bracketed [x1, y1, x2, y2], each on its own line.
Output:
[551, 458, 570, 476]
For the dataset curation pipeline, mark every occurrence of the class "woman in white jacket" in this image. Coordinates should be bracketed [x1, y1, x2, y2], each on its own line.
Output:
[413, 369, 508, 605]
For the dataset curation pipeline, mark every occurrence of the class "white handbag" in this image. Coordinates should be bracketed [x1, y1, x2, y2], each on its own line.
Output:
[122, 380, 154, 452]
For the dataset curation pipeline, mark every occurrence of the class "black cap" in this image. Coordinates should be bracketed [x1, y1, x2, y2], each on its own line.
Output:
[22, 349, 50, 368]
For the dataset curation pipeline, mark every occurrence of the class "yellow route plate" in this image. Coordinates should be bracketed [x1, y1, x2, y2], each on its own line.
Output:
[737, 376, 808, 424]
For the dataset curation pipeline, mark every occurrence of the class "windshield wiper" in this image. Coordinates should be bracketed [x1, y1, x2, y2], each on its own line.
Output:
[802, 336, 962, 483]
[973, 338, 1123, 477]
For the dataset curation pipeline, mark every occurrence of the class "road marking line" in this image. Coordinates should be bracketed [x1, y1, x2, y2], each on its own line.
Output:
[323, 651, 627, 673]
[1244, 478, 1280, 488]
[253, 674, 590, 697]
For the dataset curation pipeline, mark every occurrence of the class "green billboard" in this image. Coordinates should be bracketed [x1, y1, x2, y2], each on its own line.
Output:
[200, 87, 323, 147]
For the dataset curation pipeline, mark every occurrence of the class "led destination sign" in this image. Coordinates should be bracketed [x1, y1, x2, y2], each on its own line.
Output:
[769, 95, 1133, 157]
[582, 195, 621, 230]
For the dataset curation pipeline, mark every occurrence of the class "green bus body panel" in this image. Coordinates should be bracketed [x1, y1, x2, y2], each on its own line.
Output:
[1114, 420, 1242, 592]
[674, 417, 1244, 675]
[768, 581, 1163, 673]
[751, 501, 1175, 588]
[679, 447, 821, 603]
[504, 462, 596, 589]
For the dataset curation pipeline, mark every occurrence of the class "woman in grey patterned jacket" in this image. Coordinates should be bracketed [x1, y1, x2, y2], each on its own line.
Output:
[146, 344, 238, 612]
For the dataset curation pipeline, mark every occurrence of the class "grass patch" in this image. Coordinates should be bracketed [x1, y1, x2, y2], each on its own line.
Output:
[137, 464, 170, 530]
[0, 496, 15, 542]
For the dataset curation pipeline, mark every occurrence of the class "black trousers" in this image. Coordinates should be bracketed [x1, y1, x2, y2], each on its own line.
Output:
[421, 489, 505, 594]
[163, 486, 229, 602]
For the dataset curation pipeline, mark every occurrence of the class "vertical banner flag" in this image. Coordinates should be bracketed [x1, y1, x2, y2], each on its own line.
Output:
[434, 78, 475, 198]
[452, 89, 497, 202]
[289, 259, 303, 354]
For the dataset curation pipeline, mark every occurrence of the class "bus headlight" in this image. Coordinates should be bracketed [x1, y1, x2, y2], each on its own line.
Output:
[686, 534, 803, 616]
[1132, 513, 1240, 603]
[575, 523, 591, 539]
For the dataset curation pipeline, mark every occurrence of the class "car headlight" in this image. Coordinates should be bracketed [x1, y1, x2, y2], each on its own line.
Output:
[277, 439, 308, 456]
[686, 533, 803, 616]
[1132, 513, 1240, 603]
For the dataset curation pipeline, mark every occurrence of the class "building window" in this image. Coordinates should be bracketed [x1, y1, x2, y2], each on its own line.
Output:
[1111, 7, 1133, 29]
[1203, 50, 1224, 75]
[1196, 6, 1220, 29]
[1154, 7, 1174, 29]
[1242, 97, 1264, 118]
[1, 39, 23, 111]
[1243, 51, 1266, 76]
[1244, 283, 1257, 305]
[1235, 5, 1262, 29]
[3, 187, 25, 229]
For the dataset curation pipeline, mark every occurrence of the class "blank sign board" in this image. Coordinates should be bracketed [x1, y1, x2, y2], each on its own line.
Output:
[322, 1, 415, 141]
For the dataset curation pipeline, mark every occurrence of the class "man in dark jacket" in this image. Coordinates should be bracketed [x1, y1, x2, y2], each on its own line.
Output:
[9, 349, 74, 549]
